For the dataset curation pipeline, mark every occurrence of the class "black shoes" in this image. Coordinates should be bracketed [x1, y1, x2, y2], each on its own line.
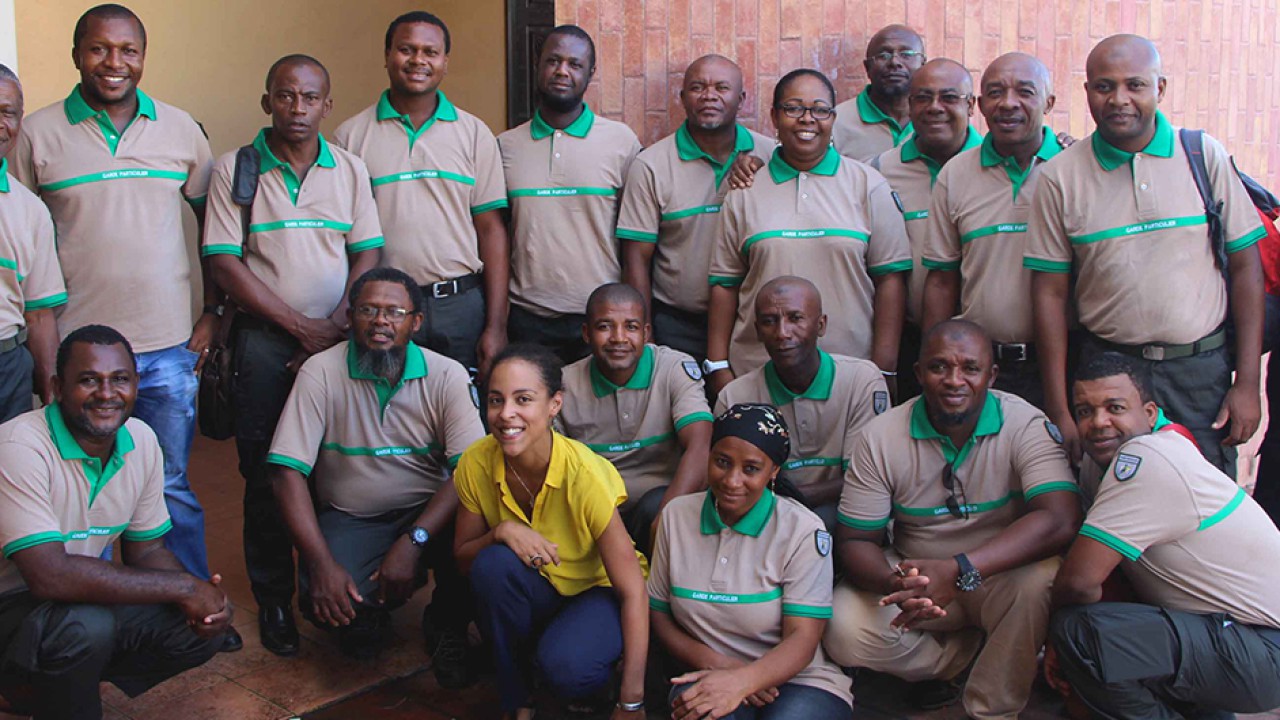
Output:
[258, 604, 299, 657]
[429, 625, 474, 689]
[911, 678, 962, 710]
[220, 627, 244, 653]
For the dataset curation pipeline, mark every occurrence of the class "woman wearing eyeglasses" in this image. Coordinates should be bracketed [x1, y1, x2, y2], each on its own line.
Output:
[647, 403, 853, 720]
[705, 68, 912, 397]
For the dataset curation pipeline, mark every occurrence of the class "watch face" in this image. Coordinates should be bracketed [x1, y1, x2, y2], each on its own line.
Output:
[411, 527, 429, 545]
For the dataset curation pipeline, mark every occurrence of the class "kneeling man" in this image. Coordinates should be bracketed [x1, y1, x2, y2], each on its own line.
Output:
[268, 268, 484, 676]
[1050, 352, 1280, 719]
[0, 325, 230, 719]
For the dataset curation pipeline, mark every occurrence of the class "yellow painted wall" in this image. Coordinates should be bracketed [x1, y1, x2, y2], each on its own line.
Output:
[14, 0, 509, 158]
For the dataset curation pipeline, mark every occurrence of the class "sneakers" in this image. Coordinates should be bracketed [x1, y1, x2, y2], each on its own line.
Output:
[429, 625, 474, 688]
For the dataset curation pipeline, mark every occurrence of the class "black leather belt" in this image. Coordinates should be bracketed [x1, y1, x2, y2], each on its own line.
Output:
[0, 327, 27, 353]
[1090, 326, 1227, 362]
[423, 273, 482, 299]
[652, 299, 707, 326]
[233, 314, 293, 339]
[992, 342, 1035, 362]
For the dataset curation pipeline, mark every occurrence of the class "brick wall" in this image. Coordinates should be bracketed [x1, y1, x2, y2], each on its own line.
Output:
[558, 0, 1280, 186]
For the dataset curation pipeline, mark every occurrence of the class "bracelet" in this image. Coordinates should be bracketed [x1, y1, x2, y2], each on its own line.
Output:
[880, 370, 898, 376]
[617, 699, 644, 712]
[202, 304, 225, 317]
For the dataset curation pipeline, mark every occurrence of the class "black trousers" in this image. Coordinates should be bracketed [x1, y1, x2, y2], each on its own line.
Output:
[992, 356, 1045, 410]
[0, 344, 33, 424]
[231, 321, 301, 608]
[652, 300, 708, 366]
[621, 486, 667, 557]
[0, 594, 221, 720]
[414, 283, 485, 376]
[1255, 348, 1280, 528]
[506, 305, 589, 366]
[1051, 602, 1280, 720]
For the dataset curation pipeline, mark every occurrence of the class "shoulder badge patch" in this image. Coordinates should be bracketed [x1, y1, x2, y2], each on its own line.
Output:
[873, 390, 889, 415]
[469, 383, 481, 409]
[814, 530, 832, 557]
[891, 190, 905, 213]
[1113, 453, 1142, 481]
[682, 360, 703, 381]
[1044, 420, 1064, 445]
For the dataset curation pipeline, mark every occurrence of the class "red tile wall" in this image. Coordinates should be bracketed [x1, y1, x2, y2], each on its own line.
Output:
[559, 0, 1280, 186]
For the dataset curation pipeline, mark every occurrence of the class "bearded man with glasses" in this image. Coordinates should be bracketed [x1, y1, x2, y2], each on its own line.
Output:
[824, 319, 1081, 720]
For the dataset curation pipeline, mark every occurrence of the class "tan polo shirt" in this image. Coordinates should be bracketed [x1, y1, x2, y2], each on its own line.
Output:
[1024, 112, 1264, 345]
[716, 351, 889, 502]
[202, 130, 384, 319]
[839, 390, 1078, 560]
[872, 129, 982, 325]
[560, 344, 712, 506]
[0, 160, 67, 339]
[648, 491, 852, 706]
[10, 87, 213, 352]
[1080, 430, 1280, 628]
[0, 405, 170, 595]
[331, 91, 507, 285]
[710, 147, 912, 374]
[266, 341, 484, 518]
[615, 123, 774, 313]
[923, 128, 1064, 344]
[498, 106, 642, 317]
[832, 86, 914, 163]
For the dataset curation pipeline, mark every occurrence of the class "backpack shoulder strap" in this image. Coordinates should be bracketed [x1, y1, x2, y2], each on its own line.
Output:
[1179, 128, 1228, 273]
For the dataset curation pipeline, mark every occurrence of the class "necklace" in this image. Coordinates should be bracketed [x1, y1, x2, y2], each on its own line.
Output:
[505, 460, 536, 506]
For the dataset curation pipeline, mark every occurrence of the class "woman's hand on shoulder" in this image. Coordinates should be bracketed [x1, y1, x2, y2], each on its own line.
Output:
[494, 521, 561, 569]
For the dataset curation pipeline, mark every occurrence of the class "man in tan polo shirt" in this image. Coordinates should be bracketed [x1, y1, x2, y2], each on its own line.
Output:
[1026, 34, 1265, 475]
[268, 269, 484, 680]
[871, 58, 980, 400]
[832, 25, 925, 162]
[716, 277, 888, 529]
[10, 4, 218, 590]
[826, 320, 1080, 719]
[0, 66, 64, 422]
[559, 283, 712, 553]
[616, 55, 773, 365]
[498, 24, 641, 364]
[1050, 351, 1280, 718]
[204, 54, 381, 656]
[924, 53, 1065, 409]
[333, 11, 509, 379]
[0, 325, 231, 718]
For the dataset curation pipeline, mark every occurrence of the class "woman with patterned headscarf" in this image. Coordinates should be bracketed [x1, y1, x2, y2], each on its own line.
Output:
[646, 403, 853, 719]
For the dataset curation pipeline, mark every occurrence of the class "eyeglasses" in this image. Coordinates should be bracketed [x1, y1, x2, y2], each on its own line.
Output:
[776, 104, 835, 121]
[871, 49, 924, 64]
[353, 305, 412, 322]
[941, 464, 969, 520]
[908, 91, 972, 107]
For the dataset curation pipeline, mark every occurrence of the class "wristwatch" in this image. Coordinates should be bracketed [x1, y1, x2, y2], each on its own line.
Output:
[407, 526, 430, 548]
[954, 553, 983, 592]
[702, 358, 730, 374]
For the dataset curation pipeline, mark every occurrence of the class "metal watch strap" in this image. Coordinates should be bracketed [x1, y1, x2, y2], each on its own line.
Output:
[954, 553, 981, 591]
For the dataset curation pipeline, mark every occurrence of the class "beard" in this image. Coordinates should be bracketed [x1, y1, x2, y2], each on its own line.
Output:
[539, 90, 583, 115]
[932, 407, 977, 428]
[354, 343, 407, 384]
[65, 402, 128, 440]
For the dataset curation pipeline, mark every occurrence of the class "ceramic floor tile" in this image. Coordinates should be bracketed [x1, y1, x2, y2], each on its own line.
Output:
[100, 665, 227, 717]
[233, 634, 388, 713]
[127, 680, 288, 720]
[203, 620, 296, 680]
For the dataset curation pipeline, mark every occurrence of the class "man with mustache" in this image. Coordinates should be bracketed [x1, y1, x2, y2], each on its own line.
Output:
[333, 12, 509, 381]
[832, 25, 926, 162]
[498, 25, 642, 364]
[827, 319, 1080, 719]
[1026, 34, 1265, 476]
[0, 325, 231, 719]
[203, 54, 382, 656]
[923, 53, 1066, 410]
[267, 268, 483, 669]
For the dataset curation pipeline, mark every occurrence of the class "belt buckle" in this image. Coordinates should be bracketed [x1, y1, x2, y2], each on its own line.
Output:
[1005, 343, 1028, 362]
[1141, 344, 1165, 361]
[432, 280, 456, 299]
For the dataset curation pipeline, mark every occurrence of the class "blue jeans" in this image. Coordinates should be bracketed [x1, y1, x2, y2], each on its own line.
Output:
[470, 545, 622, 712]
[670, 681, 852, 720]
[131, 343, 208, 579]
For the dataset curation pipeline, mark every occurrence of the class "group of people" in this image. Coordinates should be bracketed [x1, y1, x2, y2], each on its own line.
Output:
[0, 4, 1276, 720]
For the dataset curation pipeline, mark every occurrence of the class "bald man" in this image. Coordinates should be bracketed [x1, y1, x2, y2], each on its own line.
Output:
[617, 55, 774, 365]
[827, 319, 1080, 719]
[832, 25, 926, 162]
[870, 59, 980, 400]
[922, 53, 1066, 409]
[1026, 35, 1265, 476]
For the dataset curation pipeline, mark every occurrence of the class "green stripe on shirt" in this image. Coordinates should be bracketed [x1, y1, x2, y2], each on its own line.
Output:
[25, 292, 68, 310]
[894, 493, 1015, 517]
[1079, 524, 1142, 561]
[370, 169, 476, 187]
[39, 169, 188, 192]
[616, 228, 659, 243]
[662, 204, 722, 221]
[1023, 257, 1071, 273]
[319, 441, 442, 457]
[508, 187, 617, 198]
[3, 523, 131, 557]
[742, 228, 870, 256]
[837, 512, 890, 531]
[1069, 215, 1206, 245]
[584, 432, 675, 454]
[266, 453, 313, 477]
[671, 586, 783, 604]
[249, 219, 355, 233]
[960, 222, 1028, 244]
[675, 412, 714, 432]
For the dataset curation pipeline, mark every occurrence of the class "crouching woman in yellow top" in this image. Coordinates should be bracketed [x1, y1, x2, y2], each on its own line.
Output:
[453, 343, 648, 720]
[648, 403, 853, 719]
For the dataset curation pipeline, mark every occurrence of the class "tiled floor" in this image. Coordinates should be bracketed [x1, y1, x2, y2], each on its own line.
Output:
[1, 423, 1275, 719]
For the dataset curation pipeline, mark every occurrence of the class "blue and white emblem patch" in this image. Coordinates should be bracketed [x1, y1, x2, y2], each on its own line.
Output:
[469, 383, 480, 409]
[682, 360, 703, 381]
[1044, 420, 1064, 445]
[1113, 453, 1142, 481]
[814, 530, 832, 557]
[873, 391, 889, 415]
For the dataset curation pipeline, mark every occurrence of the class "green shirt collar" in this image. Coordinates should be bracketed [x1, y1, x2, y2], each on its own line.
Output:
[699, 488, 776, 537]
[253, 128, 337, 174]
[0, 158, 9, 193]
[763, 349, 835, 405]
[909, 391, 1004, 466]
[1091, 110, 1175, 172]
[345, 341, 428, 416]
[979, 126, 1063, 199]
[64, 84, 156, 125]
[767, 146, 841, 184]
[856, 85, 912, 145]
[589, 345, 655, 398]
[900, 126, 982, 181]
[1153, 407, 1171, 431]
[45, 403, 136, 507]
[675, 122, 756, 188]
[375, 90, 457, 149]
[530, 103, 596, 140]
